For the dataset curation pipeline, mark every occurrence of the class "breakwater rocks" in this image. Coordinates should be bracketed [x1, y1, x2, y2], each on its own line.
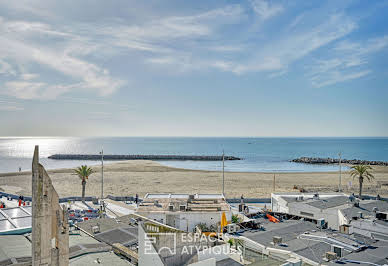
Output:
[291, 157, 388, 166]
[48, 154, 241, 161]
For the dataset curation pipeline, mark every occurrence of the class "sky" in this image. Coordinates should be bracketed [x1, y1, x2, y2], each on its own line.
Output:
[0, 0, 387, 137]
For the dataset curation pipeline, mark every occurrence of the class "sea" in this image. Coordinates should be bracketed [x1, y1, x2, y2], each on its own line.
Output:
[0, 137, 387, 173]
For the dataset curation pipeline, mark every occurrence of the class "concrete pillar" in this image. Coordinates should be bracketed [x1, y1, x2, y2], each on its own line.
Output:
[32, 145, 69, 266]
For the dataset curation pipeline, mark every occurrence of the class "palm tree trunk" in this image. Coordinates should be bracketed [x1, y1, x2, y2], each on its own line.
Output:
[82, 180, 86, 202]
[359, 177, 363, 199]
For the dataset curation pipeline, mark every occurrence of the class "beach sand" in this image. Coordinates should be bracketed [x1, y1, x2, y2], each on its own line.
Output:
[1, 160, 388, 198]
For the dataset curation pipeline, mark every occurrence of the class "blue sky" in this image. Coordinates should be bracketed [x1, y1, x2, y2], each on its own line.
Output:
[0, 0, 387, 137]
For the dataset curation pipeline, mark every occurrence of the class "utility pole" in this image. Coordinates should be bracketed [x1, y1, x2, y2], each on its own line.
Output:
[222, 150, 225, 196]
[273, 174, 276, 192]
[100, 149, 104, 199]
[339, 152, 342, 192]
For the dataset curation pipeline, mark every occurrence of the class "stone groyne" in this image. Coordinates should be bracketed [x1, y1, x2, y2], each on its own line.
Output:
[48, 154, 241, 161]
[291, 157, 388, 166]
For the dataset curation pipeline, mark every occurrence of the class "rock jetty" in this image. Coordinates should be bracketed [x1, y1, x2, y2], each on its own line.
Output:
[48, 154, 241, 161]
[291, 157, 388, 166]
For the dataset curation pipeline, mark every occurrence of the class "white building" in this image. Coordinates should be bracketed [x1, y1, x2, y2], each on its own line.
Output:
[271, 192, 388, 234]
[135, 193, 232, 232]
[271, 192, 352, 229]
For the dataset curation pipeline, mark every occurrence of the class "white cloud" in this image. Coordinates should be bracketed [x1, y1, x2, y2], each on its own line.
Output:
[89, 4, 244, 54]
[208, 13, 356, 74]
[0, 16, 124, 100]
[146, 13, 356, 75]
[3, 80, 76, 100]
[250, 0, 284, 20]
[0, 59, 16, 75]
[0, 1, 384, 97]
[309, 35, 388, 87]
[21, 73, 39, 80]
[311, 70, 371, 88]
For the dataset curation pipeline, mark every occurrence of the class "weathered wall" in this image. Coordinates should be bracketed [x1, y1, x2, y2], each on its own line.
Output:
[138, 224, 165, 266]
[136, 211, 232, 232]
[32, 146, 69, 266]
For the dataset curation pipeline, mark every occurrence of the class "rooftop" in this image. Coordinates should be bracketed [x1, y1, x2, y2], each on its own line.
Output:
[0, 206, 32, 235]
[305, 196, 351, 209]
[238, 219, 372, 265]
[341, 200, 388, 220]
[331, 236, 388, 265]
[0, 231, 133, 265]
[137, 193, 230, 213]
[144, 193, 225, 200]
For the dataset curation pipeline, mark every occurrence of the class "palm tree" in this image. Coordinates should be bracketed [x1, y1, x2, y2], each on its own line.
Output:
[350, 165, 374, 199]
[74, 165, 94, 202]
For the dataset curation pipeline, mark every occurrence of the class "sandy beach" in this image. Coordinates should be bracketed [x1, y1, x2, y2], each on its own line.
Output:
[0, 160, 387, 198]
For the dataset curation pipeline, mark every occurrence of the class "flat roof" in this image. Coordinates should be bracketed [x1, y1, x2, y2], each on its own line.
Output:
[70, 251, 132, 266]
[341, 200, 388, 220]
[0, 206, 32, 235]
[305, 196, 350, 209]
[145, 193, 225, 200]
[0, 235, 31, 262]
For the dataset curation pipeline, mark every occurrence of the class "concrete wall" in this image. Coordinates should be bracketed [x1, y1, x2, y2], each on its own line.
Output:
[197, 244, 230, 262]
[287, 202, 344, 229]
[351, 220, 388, 240]
[137, 211, 232, 232]
[271, 197, 289, 213]
[32, 146, 69, 266]
[138, 224, 165, 266]
[189, 258, 216, 266]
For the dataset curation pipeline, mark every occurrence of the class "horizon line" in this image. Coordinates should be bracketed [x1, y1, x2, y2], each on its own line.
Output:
[1, 136, 387, 138]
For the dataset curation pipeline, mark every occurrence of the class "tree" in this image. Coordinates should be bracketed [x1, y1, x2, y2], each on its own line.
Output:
[350, 165, 374, 199]
[74, 165, 94, 202]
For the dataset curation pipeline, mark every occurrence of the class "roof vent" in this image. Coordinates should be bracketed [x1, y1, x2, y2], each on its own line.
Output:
[313, 193, 319, 200]
[376, 211, 387, 220]
[273, 236, 282, 245]
[331, 245, 343, 258]
[325, 251, 337, 261]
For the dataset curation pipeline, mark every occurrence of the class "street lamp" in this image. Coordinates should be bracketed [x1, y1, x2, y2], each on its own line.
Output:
[99, 149, 104, 199]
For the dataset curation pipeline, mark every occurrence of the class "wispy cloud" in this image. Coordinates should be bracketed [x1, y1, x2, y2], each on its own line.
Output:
[311, 70, 371, 88]
[4, 80, 76, 100]
[0, 0, 386, 104]
[309, 35, 388, 87]
[0, 16, 125, 100]
[250, 0, 284, 20]
[205, 13, 357, 75]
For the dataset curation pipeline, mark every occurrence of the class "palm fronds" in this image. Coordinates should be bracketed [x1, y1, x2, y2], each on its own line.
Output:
[74, 165, 93, 181]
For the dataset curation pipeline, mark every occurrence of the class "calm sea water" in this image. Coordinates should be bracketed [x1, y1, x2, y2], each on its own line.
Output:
[0, 137, 387, 173]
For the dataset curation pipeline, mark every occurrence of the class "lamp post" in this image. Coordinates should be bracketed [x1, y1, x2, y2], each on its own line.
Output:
[222, 150, 225, 196]
[339, 152, 342, 192]
[100, 149, 104, 199]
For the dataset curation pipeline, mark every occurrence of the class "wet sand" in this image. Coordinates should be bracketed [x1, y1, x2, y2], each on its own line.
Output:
[1, 160, 387, 198]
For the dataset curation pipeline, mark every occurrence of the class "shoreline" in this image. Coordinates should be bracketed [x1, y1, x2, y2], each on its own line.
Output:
[0, 159, 350, 176]
[1, 160, 387, 198]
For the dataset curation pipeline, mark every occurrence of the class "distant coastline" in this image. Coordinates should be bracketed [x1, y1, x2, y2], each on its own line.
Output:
[48, 154, 241, 161]
[1, 137, 387, 173]
[292, 157, 388, 166]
